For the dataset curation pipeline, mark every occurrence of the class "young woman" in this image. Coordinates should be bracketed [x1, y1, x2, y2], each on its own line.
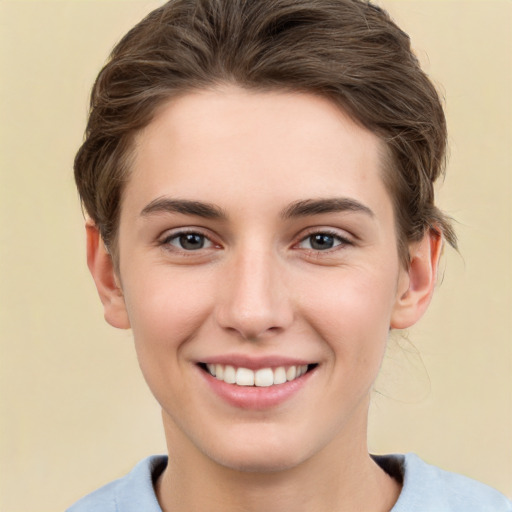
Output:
[68, 1, 511, 510]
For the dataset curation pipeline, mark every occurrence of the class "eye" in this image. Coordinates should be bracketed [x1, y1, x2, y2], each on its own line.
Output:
[164, 232, 214, 251]
[297, 232, 349, 251]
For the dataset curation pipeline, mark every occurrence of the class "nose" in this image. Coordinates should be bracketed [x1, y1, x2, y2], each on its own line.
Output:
[215, 245, 294, 341]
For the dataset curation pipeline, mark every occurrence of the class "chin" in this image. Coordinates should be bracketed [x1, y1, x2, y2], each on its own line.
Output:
[215, 451, 305, 474]
[204, 432, 311, 474]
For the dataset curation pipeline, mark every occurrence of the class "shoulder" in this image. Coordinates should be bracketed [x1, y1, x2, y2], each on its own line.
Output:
[374, 453, 512, 512]
[66, 455, 167, 512]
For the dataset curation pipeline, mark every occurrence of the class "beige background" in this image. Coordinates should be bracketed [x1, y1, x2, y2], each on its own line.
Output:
[0, 0, 511, 510]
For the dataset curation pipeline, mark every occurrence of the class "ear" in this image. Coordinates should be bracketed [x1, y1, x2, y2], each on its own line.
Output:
[390, 230, 443, 330]
[86, 222, 130, 329]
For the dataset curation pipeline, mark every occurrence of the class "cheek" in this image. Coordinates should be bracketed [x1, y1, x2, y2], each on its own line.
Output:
[122, 267, 216, 352]
[120, 267, 218, 410]
[298, 266, 398, 364]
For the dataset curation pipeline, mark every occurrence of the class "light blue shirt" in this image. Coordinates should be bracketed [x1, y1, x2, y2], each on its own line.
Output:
[67, 453, 512, 511]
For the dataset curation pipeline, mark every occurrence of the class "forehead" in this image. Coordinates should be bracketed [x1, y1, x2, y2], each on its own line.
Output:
[124, 86, 392, 222]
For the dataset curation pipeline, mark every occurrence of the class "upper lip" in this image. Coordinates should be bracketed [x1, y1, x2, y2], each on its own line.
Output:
[198, 354, 314, 370]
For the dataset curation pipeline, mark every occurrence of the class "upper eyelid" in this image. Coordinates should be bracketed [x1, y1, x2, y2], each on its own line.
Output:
[298, 234, 350, 247]
[297, 227, 353, 242]
[159, 228, 220, 248]
[160, 226, 214, 239]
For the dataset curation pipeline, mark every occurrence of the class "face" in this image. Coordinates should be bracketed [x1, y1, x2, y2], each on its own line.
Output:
[105, 87, 427, 472]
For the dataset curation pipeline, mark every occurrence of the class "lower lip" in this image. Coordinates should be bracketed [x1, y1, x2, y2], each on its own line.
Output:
[199, 367, 315, 410]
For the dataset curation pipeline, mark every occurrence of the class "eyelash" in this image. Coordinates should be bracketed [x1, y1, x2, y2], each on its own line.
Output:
[299, 229, 353, 253]
[160, 230, 216, 252]
[296, 229, 354, 257]
[159, 228, 352, 254]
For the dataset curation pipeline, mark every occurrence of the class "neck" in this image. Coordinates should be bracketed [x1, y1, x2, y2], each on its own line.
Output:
[155, 413, 400, 512]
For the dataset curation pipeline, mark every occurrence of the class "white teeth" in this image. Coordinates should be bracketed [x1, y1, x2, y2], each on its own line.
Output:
[254, 368, 274, 387]
[236, 367, 254, 386]
[286, 366, 297, 381]
[207, 363, 310, 387]
[273, 366, 287, 385]
[224, 365, 236, 384]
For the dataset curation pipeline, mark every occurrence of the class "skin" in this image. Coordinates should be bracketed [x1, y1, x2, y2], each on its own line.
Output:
[87, 86, 442, 512]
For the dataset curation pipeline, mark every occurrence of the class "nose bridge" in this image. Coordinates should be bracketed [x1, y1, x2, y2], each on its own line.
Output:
[216, 239, 292, 340]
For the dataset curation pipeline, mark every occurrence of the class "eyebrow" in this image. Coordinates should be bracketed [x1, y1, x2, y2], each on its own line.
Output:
[280, 198, 374, 219]
[140, 196, 374, 221]
[140, 197, 226, 219]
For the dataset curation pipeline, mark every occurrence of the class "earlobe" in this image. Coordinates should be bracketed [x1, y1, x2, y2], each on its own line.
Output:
[390, 230, 443, 330]
[86, 222, 131, 329]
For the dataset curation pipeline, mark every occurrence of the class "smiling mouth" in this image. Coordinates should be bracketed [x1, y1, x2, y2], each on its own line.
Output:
[198, 363, 317, 387]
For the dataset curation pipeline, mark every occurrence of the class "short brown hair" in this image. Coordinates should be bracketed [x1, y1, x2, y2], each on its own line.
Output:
[74, 0, 456, 266]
